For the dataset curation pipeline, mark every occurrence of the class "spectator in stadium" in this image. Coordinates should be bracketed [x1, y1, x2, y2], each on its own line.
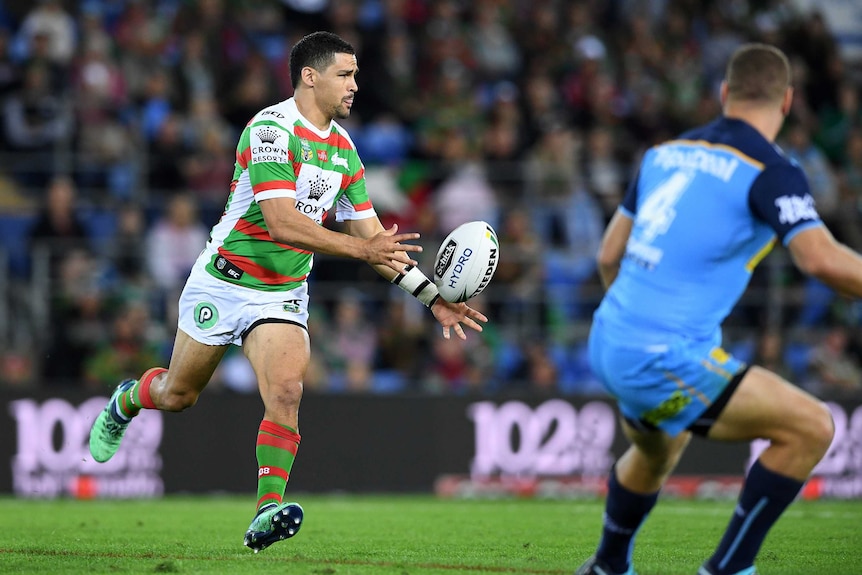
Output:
[805, 324, 862, 397]
[145, 112, 189, 198]
[28, 174, 91, 276]
[41, 247, 106, 387]
[576, 44, 862, 575]
[374, 296, 428, 391]
[84, 299, 162, 390]
[751, 328, 794, 382]
[2, 62, 72, 187]
[106, 202, 149, 295]
[493, 209, 543, 329]
[144, 192, 209, 319]
[0, 28, 20, 100]
[71, 32, 134, 200]
[326, 290, 378, 392]
[87, 31, 486, 553]
[16, 0, 76, 67]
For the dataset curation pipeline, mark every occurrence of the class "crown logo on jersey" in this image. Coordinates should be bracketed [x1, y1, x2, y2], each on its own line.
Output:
[256, 127, 280, 144]
[307, 172, 331, 201]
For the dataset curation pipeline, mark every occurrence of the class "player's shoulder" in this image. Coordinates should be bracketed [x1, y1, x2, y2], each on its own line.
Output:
[249, 99, 297, 128]
[679, 116, 792, 170]
[330, 120, 359, 152]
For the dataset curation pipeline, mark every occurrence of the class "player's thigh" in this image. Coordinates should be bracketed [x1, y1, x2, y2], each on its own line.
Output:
[166, 328, 230, 394]
[621, 417, 691, 463]
[242, 321, 310, 392]
[707, 365, 832, 445]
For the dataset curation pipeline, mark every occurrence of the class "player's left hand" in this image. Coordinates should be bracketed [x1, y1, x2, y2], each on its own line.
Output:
[430, 299, 488, 340]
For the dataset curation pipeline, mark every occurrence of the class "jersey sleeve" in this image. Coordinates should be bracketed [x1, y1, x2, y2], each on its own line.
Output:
[335, 163, 376, 221]
[748, 163, 824, 245]
[247, 122, 298, 202]
[619, 165, 640, 218]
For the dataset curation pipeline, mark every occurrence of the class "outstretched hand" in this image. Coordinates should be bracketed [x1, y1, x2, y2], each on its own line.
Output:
[362, 224, 423, 274]
[430, 298, 489, 340]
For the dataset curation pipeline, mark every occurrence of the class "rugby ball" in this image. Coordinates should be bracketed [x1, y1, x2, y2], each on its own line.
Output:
[433, 221, 499, 303]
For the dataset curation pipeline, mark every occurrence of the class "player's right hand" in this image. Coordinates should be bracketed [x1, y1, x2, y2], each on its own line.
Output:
[363, 224, 423, 273]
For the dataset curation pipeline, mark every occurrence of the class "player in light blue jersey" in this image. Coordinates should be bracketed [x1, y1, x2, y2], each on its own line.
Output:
[575, 44, 862, 575]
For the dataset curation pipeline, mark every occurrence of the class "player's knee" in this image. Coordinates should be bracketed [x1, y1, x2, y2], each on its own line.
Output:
[637, 442, 688, 479]
[803, 400, 835, 458]
[266, 378, 304, 409]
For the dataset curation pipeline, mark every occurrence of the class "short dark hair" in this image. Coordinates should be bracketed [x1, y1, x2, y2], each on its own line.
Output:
[725, 43, 791, 104]
[289, 31, 356, 89]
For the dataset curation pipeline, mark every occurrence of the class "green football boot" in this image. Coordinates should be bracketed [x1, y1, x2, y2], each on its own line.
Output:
[88, 379, 137, 463]
[244, 501, 304, 553]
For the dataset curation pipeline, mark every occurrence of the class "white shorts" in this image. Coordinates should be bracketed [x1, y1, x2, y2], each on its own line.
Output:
[177, 261, 310, 346]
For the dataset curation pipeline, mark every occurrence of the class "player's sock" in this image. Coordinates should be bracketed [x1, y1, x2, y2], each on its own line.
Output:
[595, 466, 659, 574]
[255, 420, 301, 511]
[706, 459, 804, 574]
[116, 367, 167, 419]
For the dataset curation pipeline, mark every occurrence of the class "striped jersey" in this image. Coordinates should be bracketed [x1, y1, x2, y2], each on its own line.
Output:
[594, 116, 824, 346]
[202, 97, 375, 291]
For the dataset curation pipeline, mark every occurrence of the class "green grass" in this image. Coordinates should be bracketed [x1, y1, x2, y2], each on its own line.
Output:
[1, 495, 860, 574]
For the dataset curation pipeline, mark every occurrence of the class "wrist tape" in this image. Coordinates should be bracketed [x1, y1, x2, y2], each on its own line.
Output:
[391, 265, 440, 307]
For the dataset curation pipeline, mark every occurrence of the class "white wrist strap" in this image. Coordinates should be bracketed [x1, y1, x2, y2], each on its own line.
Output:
[392, 265, 440, 307]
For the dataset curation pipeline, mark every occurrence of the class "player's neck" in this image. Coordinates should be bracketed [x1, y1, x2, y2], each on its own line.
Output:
[722, 104, 784, 143]
[293, 92, 332, 131]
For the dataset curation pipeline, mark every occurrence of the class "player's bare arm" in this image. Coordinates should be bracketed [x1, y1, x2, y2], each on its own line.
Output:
[596, 210, 634, 290]
[787, 226, 862, 297]
[259, 197, 420, 273]
[343, 217, 488, 340]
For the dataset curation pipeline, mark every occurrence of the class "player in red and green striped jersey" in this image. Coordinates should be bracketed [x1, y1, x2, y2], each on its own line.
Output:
[88, 31, 488, 553]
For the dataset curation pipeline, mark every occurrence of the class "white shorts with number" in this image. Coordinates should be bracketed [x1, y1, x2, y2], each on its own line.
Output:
[177, 260, 310, 346]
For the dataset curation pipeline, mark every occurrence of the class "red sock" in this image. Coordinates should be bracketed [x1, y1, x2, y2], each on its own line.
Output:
[117, 367, 167, 418]
[134, 367, 167, 409]
[256, 420, 301, 510]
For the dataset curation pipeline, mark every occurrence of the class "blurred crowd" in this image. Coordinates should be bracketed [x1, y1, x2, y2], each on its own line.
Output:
[0, 0, 860, 397]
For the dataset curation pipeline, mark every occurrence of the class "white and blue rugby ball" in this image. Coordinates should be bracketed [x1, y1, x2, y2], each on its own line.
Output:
[433, 221, 499, 303]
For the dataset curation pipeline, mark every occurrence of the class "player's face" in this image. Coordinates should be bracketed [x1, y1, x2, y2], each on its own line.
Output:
[317, 53, 358, 120]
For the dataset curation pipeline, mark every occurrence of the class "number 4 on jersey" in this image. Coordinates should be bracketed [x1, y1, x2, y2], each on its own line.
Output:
[637, 171, 693, 242]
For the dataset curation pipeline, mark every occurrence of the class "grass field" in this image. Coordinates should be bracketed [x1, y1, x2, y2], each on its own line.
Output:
[1, 495, 860, 574]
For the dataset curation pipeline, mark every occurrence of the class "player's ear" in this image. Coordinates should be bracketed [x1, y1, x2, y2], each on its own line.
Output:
[301, 66, 316, 87]
[719, 81, 729, 106]
[781, 86, 793, 116]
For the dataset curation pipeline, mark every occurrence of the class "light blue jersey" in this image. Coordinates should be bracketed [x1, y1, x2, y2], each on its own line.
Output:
[589, 117, 823, 435]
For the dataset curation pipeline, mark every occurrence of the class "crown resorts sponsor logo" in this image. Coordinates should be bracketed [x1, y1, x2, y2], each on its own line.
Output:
[256, 127, 279, 144]
[251, 127, 288, 163]
[306, 171, 332, 201]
